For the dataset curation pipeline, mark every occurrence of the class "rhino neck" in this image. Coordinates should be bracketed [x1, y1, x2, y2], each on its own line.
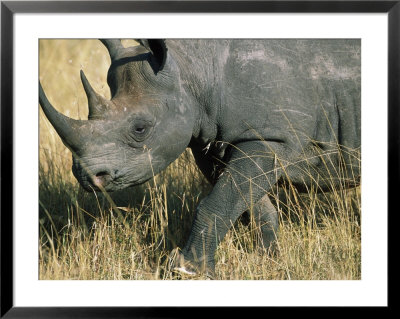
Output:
[167, 40, 227, 149]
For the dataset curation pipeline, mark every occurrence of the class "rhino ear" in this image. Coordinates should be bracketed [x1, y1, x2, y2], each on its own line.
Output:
[136, 39, 167, 74]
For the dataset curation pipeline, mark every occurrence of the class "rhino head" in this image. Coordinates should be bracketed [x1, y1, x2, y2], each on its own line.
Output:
[39, 39, 194, 192]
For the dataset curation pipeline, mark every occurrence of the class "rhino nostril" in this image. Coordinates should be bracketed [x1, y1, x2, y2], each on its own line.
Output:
[92, 171, 112, 188]
[96, 171, 110, 178]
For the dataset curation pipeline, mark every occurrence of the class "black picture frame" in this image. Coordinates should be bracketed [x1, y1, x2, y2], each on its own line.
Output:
[1, 1, 395, 317]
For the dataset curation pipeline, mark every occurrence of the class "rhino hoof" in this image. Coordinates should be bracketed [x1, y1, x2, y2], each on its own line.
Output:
[173, 265, 197, 276]
[173, 265, 215, 280]
[169, 248, 215, 279]
[170, 248, 197, 275]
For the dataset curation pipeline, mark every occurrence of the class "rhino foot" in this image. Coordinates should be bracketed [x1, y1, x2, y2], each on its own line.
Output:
[174, 265, 197, 276]
[169, 248, 214, 279]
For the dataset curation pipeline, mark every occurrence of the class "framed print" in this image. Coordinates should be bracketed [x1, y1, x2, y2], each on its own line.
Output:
[1, 0, 395, 316]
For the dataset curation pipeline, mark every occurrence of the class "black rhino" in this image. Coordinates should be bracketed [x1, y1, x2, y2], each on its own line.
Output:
[39, 39, 361, 276]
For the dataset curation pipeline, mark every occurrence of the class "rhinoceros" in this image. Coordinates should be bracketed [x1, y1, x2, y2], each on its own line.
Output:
[39, 39, 361, 276]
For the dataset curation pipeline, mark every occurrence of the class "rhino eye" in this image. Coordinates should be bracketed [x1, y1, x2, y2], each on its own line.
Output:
[135, 126, 146, 134]
[130, 119, 153, 142]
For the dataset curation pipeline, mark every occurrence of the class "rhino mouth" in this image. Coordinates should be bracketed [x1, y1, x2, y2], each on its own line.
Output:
[75, 174, 121, 193]
[72, 161, 112, 192]
[72, 164, 151, 193]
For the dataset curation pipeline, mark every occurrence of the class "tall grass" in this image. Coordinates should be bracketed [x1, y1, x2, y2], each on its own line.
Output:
[39, 40, 361, 280]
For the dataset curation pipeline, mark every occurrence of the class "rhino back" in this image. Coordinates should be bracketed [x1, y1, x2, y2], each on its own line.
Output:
[167, 39, 360, 149]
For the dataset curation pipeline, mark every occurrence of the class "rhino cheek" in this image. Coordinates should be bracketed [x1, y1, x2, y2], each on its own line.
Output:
[114, 151, 155, 186]
[153, 113, 193, 159]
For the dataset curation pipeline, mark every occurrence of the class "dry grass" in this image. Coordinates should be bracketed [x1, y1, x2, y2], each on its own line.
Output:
[39, 39, 361, 280]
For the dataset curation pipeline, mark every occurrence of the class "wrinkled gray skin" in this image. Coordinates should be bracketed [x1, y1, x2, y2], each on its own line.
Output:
[39, 39, 361, 277]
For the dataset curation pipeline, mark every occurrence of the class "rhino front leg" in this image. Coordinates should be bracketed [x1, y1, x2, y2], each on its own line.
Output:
[176, 141, 283, 276]
[252, 194, 279, 251]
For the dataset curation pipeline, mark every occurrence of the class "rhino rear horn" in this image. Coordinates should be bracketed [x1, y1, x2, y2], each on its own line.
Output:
[80, 70, 108, 119]
[100, 39, 127, 61]
[101, 38, 167, 74]
[100, 38, 150, 61]
[39, 82, 86, 151]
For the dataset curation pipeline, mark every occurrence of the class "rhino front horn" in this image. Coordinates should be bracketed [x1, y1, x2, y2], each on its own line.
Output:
[80, 70, 108, 119]
[39, 82, 86, 151]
